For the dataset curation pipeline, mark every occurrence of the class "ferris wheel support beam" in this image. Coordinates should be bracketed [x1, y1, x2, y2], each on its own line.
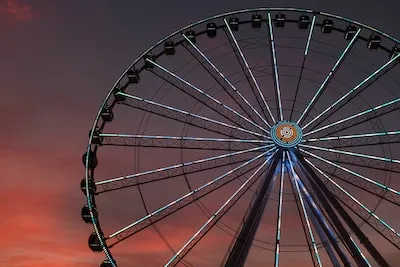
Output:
[303, 158, 400, 207]
[292, 158, 367, 266]
[223, 151, 281, 267]
[316, 167, 400, 248]
[294, 150, 390, 267]
[308, 209, 340, 267]
[286, 153, 324, 266]
[300, 149, 400, 204]
[164, 154, 273, 266]
[305, 158, 400, 245]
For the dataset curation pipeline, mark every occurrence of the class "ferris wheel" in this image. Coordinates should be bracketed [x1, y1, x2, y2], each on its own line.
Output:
[81, 7, 400, 267]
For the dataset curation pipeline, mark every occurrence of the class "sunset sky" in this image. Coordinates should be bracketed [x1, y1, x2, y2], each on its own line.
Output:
[1, 0, 400, 266]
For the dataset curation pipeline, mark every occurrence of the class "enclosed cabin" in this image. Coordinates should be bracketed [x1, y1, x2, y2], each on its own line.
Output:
[207, 22, 217, 38]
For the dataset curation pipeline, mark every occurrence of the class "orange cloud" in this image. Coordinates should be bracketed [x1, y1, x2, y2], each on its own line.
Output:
[0, 0, 35, 21]
[0, 186, 95, 266]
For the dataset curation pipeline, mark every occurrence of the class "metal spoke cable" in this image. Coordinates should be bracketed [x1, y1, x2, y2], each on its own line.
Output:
[297, 28, 361, 126]
[299, 148, 400, 196]
[303, 98, 400, 137]
[267, 12, 284, 121]
[302, 53, 400, 131]
[118, 91, 268, 139]
[96, 144, 273, 186]
[182, 33, 272, 129]
[305, 158, 400, 238]
[289, 15, 316, 121]
[224, 18, 276, 124]
[164, 154, 275, 266]
[146, 58, 269, 134]
[108, 149, 274, 241]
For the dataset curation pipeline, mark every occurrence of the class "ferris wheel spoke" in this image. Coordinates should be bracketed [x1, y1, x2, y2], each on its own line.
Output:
[117, 92, 268, 139]
[267, 12, 285, 121]
[146, 59, 268, 134]
[100, 133, 271, 151]
[299, 143, 400, 166]
[305, 158, 400, 248]
[303, 97, 400, 138]
[297, 28, 361, 126]
[304, 157, 400, 208]
[273, 152, 286, 267]
[300, 149, 400, 205]
[223, 18, 276, 124]
[334, 157, 400, 176]
[286, 152, 324, 267]
[350, 237, 373, 267]
[96, 144, 274, 193]
[302, 53, 400, 131]
[106, 150, 274, 246]
[181, 34, 271, 129]
[290, 15, 316, 121]
[164, 156, 272, 267]
[305, 130, 400, 148]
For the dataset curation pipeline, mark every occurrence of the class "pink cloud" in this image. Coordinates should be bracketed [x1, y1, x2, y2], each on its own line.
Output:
[0, 0, 35, 21]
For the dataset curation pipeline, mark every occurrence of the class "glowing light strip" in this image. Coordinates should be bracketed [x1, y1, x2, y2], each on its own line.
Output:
[100, 133, 272, 143]
[119, 92, 268, 139]
[267, 12, 283, 121]
[109, 148, 275, 238]
[300, 148, 400, 196]
[286, 152, 323, 266]
[165, 153, 275, 266]
[182, 34, 271, 129]
[305, 130, 400, 142]
[301, 46, 400, 131]
[297, 28, 361, 126]
[224, 18, 276, 124]
[274, 153, 286, 267]
[97, 144, 274, 185]
[305, 15, 316, 56]
[147, 59, 269, 134]
[303, 98, 400, 137]
[299, 144, 400, 164]
[305, 158, 400, 237]
[350, 237, 372, 267]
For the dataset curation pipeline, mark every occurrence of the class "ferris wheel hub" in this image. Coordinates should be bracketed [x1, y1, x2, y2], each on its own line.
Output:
[271, 121, 303, 148]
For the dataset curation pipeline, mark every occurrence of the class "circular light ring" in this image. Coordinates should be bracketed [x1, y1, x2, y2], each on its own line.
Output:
[271, 121, 303, 148]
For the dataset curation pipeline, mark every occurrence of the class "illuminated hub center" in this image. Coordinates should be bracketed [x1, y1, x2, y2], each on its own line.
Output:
[271, 121, 303, 148]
